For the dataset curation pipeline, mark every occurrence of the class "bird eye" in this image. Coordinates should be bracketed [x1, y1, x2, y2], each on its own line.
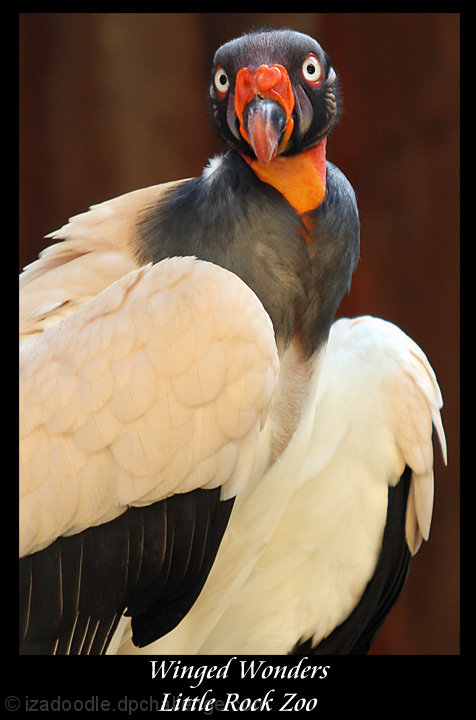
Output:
[301, 54, 322, 86]
[214, 66, 230, 97]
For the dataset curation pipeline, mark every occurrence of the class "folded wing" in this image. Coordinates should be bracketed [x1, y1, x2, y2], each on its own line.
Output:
[20, 251, 278, 653]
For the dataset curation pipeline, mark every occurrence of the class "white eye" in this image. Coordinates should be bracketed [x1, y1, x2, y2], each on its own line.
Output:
[301, 54, 322, 86]
[214, 66, 230, 95]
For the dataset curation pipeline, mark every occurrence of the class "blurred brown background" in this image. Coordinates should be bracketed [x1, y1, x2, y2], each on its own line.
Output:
[19, 12, 460, 655]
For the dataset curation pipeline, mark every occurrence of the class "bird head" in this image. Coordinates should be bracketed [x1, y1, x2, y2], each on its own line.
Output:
[209, 28, 340, 168]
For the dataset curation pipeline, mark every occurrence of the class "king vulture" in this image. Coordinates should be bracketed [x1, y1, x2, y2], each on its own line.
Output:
[19, 28, 445, 656]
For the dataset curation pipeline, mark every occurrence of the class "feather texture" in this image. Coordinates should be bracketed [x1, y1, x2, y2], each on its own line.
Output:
[119, 316, 445, 654]
[20, 257, 279, 557]
[19, 488, 234, 653]
[20, 181, 187, 341]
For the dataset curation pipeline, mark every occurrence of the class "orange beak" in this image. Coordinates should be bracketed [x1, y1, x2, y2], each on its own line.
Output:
[235, 64, 295, 167]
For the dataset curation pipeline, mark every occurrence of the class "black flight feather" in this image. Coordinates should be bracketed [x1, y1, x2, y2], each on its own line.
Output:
[19, 489, 233, 654]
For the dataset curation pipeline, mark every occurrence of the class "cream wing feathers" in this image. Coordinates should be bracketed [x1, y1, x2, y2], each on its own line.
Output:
[20, 181, 188, 341]
[20, 249, 279, 557]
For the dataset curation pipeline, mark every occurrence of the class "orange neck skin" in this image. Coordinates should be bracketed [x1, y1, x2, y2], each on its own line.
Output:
[241, 139, 327, 236]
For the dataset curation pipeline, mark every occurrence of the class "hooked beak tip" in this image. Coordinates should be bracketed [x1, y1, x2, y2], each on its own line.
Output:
[242, 100, 287, 167]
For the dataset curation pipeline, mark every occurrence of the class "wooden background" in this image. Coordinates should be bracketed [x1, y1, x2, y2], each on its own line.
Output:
[19, 12, 460, 655]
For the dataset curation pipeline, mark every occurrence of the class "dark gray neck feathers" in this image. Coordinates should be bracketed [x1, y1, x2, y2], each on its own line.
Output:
[135, 151, 359, 358]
